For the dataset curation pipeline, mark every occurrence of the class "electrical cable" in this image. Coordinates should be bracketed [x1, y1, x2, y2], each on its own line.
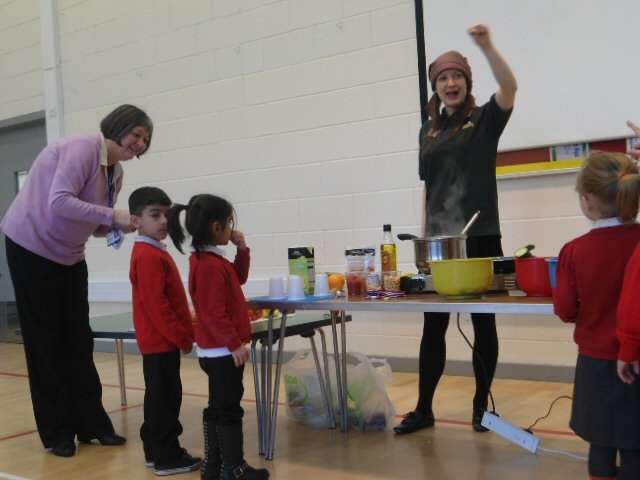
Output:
[456, 315, 587, 462]
[525, 395, 572, 432]
[455, 313, 496, 413]
[538, 447, 588, 462]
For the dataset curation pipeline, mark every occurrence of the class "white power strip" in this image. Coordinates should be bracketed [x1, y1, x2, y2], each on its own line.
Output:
[481, 412, 540, 453]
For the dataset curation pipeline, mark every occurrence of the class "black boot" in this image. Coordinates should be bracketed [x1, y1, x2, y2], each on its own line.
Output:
[202, 417, 221, 480]
[216, 424, 269, 480]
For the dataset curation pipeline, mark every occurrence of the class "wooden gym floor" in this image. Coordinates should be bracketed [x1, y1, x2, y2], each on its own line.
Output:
[0, 342, 588, 479]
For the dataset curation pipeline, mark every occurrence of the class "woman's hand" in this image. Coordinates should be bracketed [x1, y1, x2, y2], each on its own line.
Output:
[231, 230, 247, 250]
[617, 359, 639, 384]
[113, 209, 135, 232]
[469, 23, 517, 111]
[626, 121, 640, 159]
[231, 345, 250, 367]
[468, 24, 492, 49]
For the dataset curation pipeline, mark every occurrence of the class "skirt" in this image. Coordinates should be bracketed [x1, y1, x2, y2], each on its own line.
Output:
[570, 354, 640, 449]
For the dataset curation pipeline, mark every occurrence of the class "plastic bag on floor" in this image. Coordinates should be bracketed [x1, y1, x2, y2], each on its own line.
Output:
[283, 349, 337, 428]
[346, 352, 395, 431]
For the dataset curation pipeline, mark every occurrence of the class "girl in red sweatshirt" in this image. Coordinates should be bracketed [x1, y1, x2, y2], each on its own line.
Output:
[168, 194, 269, 480]
[554, 152, 640, 480]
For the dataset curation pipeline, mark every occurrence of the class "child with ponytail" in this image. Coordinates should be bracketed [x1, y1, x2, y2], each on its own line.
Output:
[554, 151, 640, 480]
[168, 194, 269, 480]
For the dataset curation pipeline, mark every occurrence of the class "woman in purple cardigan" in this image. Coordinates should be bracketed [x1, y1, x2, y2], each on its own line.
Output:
[0, 104, 153, 457]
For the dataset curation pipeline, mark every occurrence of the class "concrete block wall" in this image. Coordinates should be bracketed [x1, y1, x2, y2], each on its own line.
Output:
[1, 0, 590, 375]
[0, 0, 44, 119]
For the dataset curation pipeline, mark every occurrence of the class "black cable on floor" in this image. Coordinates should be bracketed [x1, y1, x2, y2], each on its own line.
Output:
[525, 395, 573, 432]
[455, 312, 496, 414]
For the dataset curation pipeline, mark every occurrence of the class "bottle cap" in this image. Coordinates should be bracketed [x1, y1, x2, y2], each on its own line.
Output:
[383, 224, 391, 231]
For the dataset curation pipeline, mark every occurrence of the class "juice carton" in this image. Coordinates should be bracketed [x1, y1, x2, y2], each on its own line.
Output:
[288, 246, 315, 295]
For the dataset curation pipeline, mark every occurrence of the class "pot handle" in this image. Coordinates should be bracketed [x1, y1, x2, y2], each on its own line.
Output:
[397, 233, 418, 241]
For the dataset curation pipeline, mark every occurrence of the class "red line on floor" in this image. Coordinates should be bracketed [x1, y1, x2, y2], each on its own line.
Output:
[0, 371, 28, 378]
[0, 429, 38, 442]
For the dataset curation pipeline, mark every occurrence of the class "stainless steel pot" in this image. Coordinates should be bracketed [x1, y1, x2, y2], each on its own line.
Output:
[398, 234, 467, 273]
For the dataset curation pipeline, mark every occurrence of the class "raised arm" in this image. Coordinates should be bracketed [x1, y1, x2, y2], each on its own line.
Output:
[468, 24, 517, 111]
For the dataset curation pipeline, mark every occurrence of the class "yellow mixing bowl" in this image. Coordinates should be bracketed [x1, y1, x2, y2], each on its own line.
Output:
[430, 258, 495, 299]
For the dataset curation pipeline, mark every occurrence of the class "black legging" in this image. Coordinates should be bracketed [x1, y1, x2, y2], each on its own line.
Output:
[415, 235, 502, 415]
[415, 311, 498, 413]
[589, 444, 640, 479]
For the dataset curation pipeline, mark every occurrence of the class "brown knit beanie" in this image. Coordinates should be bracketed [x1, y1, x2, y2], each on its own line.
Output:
[428, 50, 472, 91]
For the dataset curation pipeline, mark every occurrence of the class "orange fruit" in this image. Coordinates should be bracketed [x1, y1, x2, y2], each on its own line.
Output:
[328, 273, 345, 290]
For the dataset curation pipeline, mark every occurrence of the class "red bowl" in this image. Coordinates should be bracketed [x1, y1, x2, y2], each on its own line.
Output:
[515, 257, 553, 297]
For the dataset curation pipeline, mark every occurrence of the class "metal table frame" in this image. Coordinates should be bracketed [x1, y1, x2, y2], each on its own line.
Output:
[250, 313, 351, 459]
[247, 293, 554, 455]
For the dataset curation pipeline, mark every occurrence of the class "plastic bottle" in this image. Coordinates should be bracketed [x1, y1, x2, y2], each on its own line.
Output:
[380, 224, 397, 272]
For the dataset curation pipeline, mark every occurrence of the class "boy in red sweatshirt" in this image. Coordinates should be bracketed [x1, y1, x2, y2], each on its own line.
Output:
[129, 186, 201, 476]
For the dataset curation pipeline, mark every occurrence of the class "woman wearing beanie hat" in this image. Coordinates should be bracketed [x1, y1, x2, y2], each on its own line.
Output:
[394, 24, 517, 435]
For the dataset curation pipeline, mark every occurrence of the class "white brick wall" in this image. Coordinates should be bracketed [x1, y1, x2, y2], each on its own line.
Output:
[0, 0, 594, 372]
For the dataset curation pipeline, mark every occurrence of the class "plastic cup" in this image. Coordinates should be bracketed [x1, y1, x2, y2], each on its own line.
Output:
[268, 276, 285, 299]
[346, 271, 366, 297]
[287, 275, 306, 300]
[313, 273, 330, 296]
[366, 272, 381, 292]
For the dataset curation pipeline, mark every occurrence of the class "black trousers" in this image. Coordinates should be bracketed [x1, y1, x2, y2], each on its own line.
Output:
[415, 235, 502, 414]
[141, 350, 184, 464]
[199, 355, 245, 427]
[5, 237, 114, 447]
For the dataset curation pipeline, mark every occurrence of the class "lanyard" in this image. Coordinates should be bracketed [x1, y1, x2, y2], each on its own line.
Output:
[107, 165, 115, 208]
[105, 165, 124, 249]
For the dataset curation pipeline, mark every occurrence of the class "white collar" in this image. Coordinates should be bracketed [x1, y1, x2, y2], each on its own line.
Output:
[193, 245, 227, 257]
[135, 235, 167, 251]
[100, 133, 109, 167]
[593, 217, 629, 228]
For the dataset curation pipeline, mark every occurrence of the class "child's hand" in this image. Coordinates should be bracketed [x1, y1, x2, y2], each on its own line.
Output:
[231, 230, 247, 250]
[231, 345, 250, 367]
[626, 121, 640, 159]
[617, 359, 639, 384]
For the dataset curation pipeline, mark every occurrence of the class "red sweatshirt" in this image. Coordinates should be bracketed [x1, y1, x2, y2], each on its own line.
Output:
[130, 240, 194, 354]
[189, 248, 251, 352]
[617, 243, 640, 362]
[554, 223, 640, 360]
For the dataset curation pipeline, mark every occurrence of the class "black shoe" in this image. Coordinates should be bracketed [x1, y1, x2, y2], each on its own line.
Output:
[92, 433, 127, 445]
[472, 408, 489, 432]
[51, 441, 76, 457]
[393, 411, 435, 435]
[154, 451, 202, 476]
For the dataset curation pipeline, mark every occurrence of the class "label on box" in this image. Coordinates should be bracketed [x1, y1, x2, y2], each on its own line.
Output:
[288, 246, 315, 294]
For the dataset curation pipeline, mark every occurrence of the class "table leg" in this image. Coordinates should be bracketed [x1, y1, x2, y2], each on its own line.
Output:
[308, 332, 334, 429]
[316, 328, 336, 429]
[115, 339, 127, 406]
[330, 310, 348, 432]
[266, 312, 287, 460]
[339, 310, 348, 431]
[250, 340, 264, 455]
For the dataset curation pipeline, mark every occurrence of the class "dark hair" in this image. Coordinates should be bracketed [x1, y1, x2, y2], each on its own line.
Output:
[128, 186, 171, 216]
[576, 151, 640, 222]
[168, 194, 235, 255]
[100, 104, 153, 156]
